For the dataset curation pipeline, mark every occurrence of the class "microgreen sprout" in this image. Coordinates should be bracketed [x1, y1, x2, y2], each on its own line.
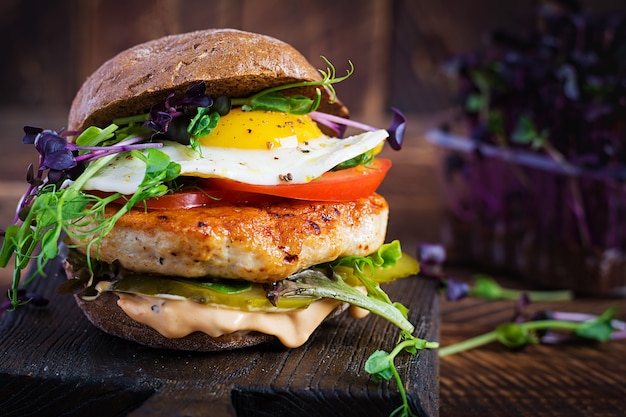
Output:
[415, 242, 624, 359]
[145, 81, 213, 134]
[231, 57, 353, 114]
[0, 117, 181, 309]
[0, 288, 48, 315]
[468, 274, 574, 302]
[365, 331, 439, 417]
[416, 243, 574, 302]
[540, 311, 626, 343]
[439, 5, 626, 259]
[310, 107, 407, 149]
[438, 306, 619, 357]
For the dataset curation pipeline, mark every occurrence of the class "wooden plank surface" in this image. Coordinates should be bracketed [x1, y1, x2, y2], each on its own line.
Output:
[438, 270, 626, 417]
[0, 255, 439, 417]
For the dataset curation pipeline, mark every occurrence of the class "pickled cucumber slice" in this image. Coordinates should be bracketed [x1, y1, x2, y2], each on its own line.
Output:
[104, 274, 317, 311]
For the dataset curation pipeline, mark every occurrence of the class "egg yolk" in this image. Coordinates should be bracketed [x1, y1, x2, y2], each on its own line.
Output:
[200, 108, 324, 150]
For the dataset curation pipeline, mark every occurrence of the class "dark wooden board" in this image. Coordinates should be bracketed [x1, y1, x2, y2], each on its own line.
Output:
[438, 270, 626, 417]
[0, 256, 439, 417]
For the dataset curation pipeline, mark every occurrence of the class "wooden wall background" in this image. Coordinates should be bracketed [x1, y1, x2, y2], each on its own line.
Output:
[1, 0, 623, 121]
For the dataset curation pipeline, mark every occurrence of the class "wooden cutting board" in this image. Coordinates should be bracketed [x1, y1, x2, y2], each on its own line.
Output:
[0, 256, 439, 417]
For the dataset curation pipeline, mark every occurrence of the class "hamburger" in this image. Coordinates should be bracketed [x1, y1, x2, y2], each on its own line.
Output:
[2, 28, 419, 352]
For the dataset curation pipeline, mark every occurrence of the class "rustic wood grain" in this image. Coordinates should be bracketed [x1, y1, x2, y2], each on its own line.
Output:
[0, 255, 439, 417]
[438, 270, 626, 417]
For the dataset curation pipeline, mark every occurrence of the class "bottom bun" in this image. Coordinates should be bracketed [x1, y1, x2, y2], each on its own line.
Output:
[74, 292, 279, 352]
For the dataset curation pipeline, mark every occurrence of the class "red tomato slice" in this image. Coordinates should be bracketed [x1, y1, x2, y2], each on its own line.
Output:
[87, 189, 286, 210]
[143, 189, 288, 209]
[87, 158, 391, 210]
[203, 158, 392, 202]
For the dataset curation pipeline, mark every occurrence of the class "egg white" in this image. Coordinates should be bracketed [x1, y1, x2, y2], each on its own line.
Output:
[81, 129, 389, 195]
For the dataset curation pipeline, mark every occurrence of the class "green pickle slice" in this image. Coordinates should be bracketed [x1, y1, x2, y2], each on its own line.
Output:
[106, 274, 317, 311]
[334, 252, 420, 286]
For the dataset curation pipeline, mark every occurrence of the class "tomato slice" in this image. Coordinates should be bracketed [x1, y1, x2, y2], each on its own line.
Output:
[133, 189, 287, 210]
[87, 158, 391, 210]
[87, 189, 287, 210]
[203, 158, 392, 202]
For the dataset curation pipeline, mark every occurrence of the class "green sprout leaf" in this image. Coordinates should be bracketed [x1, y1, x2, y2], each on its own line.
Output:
[439, 306, 620, 357]
[469, 275, 504, 299]
[365, 333, 439, 417]
[465, 93, 488, 112]
[512, 114, 550, 149]
[271, 269, 414, 333]
[365, 350, 395, 381]
[495, 323, 537, 348]
[187, 107, 221, 154]
[231, 56, 353, 114]
[574, 306, 616, 342]
[75, 124, 118, 148]
[242, 91, 323, 115]
[469, 274, 573, 302]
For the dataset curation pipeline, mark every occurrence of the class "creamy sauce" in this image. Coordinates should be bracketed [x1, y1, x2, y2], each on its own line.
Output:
[116, 293, 366, 348]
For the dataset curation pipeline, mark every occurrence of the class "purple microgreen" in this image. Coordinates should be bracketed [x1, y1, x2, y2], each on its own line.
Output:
[386, 107, 406, 150]
[415, 242, 470, 300]
[306, 112, 347, 137]
[3, 120, 177, 309]
[443, 278, 471, 301]
[513, 292, 532, 323]
[23, 126, 43, 144]
[310, 107, 406, 149]
[439, 6, 626, 255]
[144, 110, 173, 134]
[145, 81, 213, 137]
[169, 81, 212, 109]
[416, 242, 446, 277]
[74, 137, 162, 164]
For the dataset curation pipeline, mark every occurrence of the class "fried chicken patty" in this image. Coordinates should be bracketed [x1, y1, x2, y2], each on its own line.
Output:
[70, 193, 388, 282]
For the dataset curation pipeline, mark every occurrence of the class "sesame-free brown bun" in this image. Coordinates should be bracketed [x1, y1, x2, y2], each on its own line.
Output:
[68, 28, 349, 132]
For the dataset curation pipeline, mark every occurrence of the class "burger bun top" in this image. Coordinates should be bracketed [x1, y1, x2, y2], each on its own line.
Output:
[68, 28, 349, 133]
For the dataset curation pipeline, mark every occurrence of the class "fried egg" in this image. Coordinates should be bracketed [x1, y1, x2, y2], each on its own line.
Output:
[82, 108, 388, 195]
